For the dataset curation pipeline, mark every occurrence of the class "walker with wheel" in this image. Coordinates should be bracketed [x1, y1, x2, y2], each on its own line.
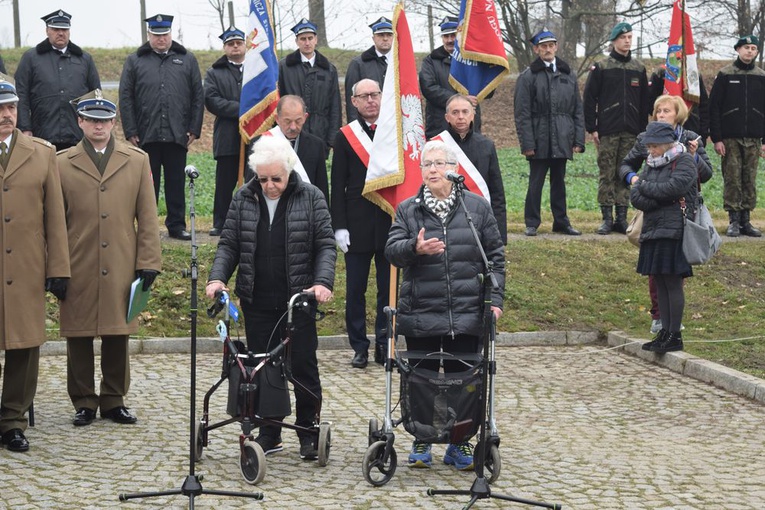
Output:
[196, 290, 331, 485]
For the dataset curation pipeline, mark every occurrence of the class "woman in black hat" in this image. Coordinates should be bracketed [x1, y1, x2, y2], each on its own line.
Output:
[628, 121, 699, 354]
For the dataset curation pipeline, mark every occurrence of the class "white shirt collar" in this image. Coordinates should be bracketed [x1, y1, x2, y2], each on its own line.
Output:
[300, 54, 316, 66]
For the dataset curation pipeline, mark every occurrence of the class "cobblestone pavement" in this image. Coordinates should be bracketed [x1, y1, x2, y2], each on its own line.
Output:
[2, 345, 764, 509]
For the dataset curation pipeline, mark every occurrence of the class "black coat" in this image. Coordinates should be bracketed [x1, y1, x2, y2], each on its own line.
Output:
[344, 46, 387, 123]
[630, 151, 698, 242]
[330, 122, 391, 253]
[0, 54, 6, 74]
[119, 41, 205, 148]
[15, 40, 100, 146]
[294, 130, 329, 204]
[419, 46, 482, 139]
[278, 50, 341, 149]
[708, 58, 765, 142]
[208, 172, 336, 302]
[204, 55, 242, 158]
[648, 68, 709, 143]
[446, 126, 507, 244]
[514, 57, 585, 160]
[385, 186, 505, 338]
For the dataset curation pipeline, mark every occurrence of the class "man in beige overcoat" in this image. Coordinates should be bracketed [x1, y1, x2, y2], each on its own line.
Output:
[57, 90, 161, 427]
[0, 76, 70, 452]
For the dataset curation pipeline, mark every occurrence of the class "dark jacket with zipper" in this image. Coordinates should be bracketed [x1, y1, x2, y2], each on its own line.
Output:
[385, 186, 505, 338]
[204, 55, 242, 158]
[708, 58, 765, 142]
[208, 172, 336, 303]
[630, 151, 698, 242]
[583, 50, 649, 137]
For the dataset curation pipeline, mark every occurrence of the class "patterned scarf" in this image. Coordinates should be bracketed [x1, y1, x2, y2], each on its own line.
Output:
[423, 185, 456, 221]
[646, 142, 686, 168]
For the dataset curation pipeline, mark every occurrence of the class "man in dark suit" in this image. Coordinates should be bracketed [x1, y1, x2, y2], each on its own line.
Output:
[331, 79, 390, 368]
[345, 17, 392, 123]
[272, 95, 329, 202]
[205, 26, 245, 236]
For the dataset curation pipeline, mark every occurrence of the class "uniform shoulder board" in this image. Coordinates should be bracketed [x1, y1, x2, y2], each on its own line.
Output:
[31, 137, 53, 148]
[128, 145, 147, 155]
[56, 147, 70, 155]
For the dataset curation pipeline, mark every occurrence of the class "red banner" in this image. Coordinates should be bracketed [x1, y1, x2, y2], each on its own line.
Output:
[663, 0, 700, 106]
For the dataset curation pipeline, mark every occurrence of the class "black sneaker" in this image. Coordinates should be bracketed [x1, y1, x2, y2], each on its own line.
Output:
[642, 329, 667, 351]
[299, 436, 318, 460]
[654, 332, 683, 354]
[253, 434, 283, 456]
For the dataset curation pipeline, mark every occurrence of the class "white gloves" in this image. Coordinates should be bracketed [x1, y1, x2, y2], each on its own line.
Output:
[334, 229, 351, 253]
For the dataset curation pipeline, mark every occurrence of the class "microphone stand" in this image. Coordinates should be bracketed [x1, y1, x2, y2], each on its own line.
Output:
[118, 171, 262, 507]
[426, 180, 561, 510]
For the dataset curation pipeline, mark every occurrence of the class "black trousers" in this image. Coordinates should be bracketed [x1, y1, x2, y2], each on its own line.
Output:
[240, 300, 321, 441]
[344, 250, 390, 354]
[524, 158, 571, 229]
[212, 155, 240, 230]
[143, 142, 187, 232]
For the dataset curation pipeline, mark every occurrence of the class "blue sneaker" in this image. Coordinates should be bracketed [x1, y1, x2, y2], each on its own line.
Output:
[444, 442, 474, 471]
[408, 440, 432, 468]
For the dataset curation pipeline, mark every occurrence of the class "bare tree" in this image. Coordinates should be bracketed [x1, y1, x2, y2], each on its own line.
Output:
[208, 0, 228, 33]
[308, 0, 328, 46]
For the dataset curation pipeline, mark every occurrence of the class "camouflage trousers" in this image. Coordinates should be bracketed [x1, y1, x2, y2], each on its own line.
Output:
[597, 132, 635, 206]
[721, 138, 760, 211]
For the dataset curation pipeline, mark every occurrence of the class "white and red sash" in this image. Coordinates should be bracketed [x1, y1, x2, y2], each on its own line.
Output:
[431, 130, 491, 202]
[340, 120, 373, 167]
[262, 126, 310, 183]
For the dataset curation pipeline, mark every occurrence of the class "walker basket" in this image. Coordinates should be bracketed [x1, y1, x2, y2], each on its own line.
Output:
[225, 340, 291, 419]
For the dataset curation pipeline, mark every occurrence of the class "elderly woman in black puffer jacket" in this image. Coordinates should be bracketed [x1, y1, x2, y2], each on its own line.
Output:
[385, 139, 505, 472]
[629, 121, 699, 354]
[206, 135, 335, 461]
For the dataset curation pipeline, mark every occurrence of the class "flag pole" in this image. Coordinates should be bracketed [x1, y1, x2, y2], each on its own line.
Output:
[237, 138, 246, 187]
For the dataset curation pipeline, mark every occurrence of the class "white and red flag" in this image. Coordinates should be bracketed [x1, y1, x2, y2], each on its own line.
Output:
[663, 0, 700, 108]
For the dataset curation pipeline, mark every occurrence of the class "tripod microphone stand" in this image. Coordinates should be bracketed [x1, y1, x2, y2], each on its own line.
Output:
[118, 166, 263, 507]
[426, 179, 561, 510]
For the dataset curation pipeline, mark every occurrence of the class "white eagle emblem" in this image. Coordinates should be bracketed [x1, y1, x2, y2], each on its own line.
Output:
[401, 94, 425, 160]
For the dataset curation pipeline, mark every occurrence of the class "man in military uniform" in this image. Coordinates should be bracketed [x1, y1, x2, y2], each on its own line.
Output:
[709, 35, 765, 237]
[0, 77, 70, 452]
[419, 16, 483, 139]
[14, 9, 101, 151]
[278, 19, 341, 154]
[119, 14, 205, 241]
[205, 26, 245, 237]
[584, 22, 649, 235]
[345, 17, 392, 123]
[57, 91, 161, 427]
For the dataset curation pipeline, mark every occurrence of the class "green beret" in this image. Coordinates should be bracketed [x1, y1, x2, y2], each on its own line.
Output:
[609, 22, 632, 42]
[734, 35, 759, 50]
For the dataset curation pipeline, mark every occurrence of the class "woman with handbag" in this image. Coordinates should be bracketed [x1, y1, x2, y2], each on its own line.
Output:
[620, 95, 713, 339]
[628, 122, 699, 353]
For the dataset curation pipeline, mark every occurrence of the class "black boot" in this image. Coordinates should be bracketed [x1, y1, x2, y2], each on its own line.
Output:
[739, 210, 762, 237]
[642, 329, 667, 351]
[726, 211, 740, 237]
[654, 331, 683, 354]
[612, 206, 629, 234]
[597, 206, 613, 235]
[374, 343, 386, 365]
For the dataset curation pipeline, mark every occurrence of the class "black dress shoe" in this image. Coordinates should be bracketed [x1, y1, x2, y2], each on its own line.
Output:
[1, 428, 29, 452]
[524, 226, 538, 237]
[101, 406, 137, 424]
[73, 408, 96, 427]
[209, 227, 222, 236]
[168, 230, 192, 241]
[374, 343, 386, 365]
[351, 351, 368, 369]
[552, 225, 581, 236]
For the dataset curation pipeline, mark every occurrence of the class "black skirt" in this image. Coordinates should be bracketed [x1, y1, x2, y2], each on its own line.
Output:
[636, 238, 693, 277]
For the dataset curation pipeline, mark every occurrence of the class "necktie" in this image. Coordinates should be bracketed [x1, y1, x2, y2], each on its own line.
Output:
[381, 55, 387, 65]
[369, 124, 376, 131]
[302, 61, 311, 70]
[0, 141, 7, 167]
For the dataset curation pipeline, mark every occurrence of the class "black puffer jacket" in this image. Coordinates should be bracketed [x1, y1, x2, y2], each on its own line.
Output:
[630, 151, 698, 242]
[385, 186, 505, 338]
[208, 172, 336, 301]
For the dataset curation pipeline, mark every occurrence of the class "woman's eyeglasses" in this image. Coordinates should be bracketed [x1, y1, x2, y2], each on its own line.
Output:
[256, 176, 283, 184]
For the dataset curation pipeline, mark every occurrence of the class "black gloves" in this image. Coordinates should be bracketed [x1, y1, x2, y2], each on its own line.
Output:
[45, 278, 69, 300]
[136, 270, 159, 291]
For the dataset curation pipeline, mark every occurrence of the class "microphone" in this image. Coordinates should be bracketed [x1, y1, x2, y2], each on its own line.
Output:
[184, 165, 200, 179]
[445, 171, 465, 184]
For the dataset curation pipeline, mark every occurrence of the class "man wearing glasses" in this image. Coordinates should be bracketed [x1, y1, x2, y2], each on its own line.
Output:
[57, 90, 161, 428]
[331, 79, 391, 368]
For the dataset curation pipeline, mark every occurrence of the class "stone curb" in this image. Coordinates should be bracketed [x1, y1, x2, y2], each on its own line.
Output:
[607, 331, 765, 405]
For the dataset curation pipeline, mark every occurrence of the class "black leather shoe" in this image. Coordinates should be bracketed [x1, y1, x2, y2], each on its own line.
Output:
[168, 230, 192, 241]
[209, 228, 222, 236]
[1, 428, 29, 452]
[351, 351, 368, 369]
[73, 408, 96, 427]
[374, 343, 385, 365]
[101, 406, 137, 424]
[553, 225, 581, 236]
[524, 226, 538, 237]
